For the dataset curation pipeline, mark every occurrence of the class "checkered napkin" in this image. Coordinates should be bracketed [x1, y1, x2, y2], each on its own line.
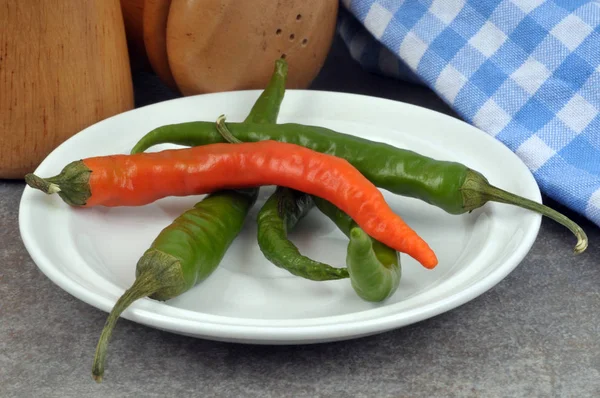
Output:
[338, 0, 600, 227]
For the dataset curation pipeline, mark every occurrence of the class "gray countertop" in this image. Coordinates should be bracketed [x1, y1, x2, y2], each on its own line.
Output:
[2, 35, 599, 398]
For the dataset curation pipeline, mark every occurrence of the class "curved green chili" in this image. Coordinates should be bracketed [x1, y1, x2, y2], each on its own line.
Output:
[92, 59, 289, 382]
[131, 120, 587, 254]
[256, 187, 349, 281]
[252, 60, 348, 280]
[313, 197, 401, 302]
[215, 116, 352, 280]
[91, 189, 257, 382]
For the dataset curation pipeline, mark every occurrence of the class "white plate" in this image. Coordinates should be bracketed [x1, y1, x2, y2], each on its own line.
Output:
[19, 90, 541, 344]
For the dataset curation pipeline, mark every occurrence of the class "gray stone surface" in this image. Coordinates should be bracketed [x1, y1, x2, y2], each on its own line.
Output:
[2, 35, 599, 397]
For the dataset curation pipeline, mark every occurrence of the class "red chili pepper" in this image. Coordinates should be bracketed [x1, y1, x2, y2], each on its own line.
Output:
[25, 141, 438, 269]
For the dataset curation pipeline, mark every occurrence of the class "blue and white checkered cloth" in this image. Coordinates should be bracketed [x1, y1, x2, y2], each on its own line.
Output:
[339, 0, 600, 228]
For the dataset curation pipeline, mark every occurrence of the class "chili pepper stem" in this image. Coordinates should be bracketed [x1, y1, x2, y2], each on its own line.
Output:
[24, 173, 61, 194]
[274, 58, 287, 78]
[92, 251, 184, 383]
[245, 59, 288, 124]
[216, 115, 242, 143]
[24, 160, 92, 206]
[461, 170, 588, 254]
[91, 275, 157, 383]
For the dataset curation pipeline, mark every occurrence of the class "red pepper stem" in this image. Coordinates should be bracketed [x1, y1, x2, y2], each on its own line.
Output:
[24, 161, 92, 206]
[91, 271, 160, 383]
[24, 173, 61, 194]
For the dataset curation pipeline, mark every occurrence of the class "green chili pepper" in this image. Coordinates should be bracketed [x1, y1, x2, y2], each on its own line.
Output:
[130, 59, 286, 157]
[92, 59, 288, 382]
[244, 59, 287, 124]
[256, 187, 349, 281]
[91, 189, 257, 382]
[313, 197, 401, 302]
[214, 118, 349, 281]
[211, 61, 355, 281]
[214, 124, 349, 280]
[131, 120, 587, 254]
[216, 117, 392, 290]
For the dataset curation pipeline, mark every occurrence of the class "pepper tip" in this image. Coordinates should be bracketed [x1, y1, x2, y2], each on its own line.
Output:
[421, 252, 438, 270]
[574, 236, 588, 255]
[349, 227, 363, 240]
[92, 372, 103, 384]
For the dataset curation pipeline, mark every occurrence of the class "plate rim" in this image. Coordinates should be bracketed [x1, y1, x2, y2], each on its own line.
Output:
[18, 89, 542, 343]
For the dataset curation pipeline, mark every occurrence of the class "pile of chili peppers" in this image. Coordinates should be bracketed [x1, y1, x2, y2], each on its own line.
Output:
[24, 60, 588, 382]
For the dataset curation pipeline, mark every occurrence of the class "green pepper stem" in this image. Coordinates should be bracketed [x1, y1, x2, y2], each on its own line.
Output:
[461, 170, 588, 254]
[216, 115, 242, 144]
[274, 58, 287, 78]
[484, 183, 588, 254]
[91, 272, 160, 383]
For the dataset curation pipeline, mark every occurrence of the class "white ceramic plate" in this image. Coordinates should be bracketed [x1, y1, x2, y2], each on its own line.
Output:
[19, 90, 541, 344]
